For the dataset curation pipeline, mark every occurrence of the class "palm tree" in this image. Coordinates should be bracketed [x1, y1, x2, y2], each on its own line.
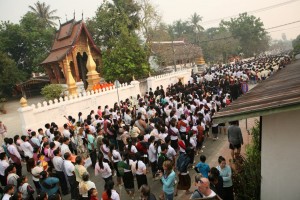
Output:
[190, 13, 204, 44]
[29, 1, 60, 27]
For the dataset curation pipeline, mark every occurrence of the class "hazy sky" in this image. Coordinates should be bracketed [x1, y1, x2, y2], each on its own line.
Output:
[0, 0, 299, 40]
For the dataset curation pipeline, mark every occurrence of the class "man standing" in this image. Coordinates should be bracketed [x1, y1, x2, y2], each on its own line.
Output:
[0, 121, 7, 145]
[64, 152, 79, 200]
[190, 176, 217, 199]
[227, 121, 243, 161]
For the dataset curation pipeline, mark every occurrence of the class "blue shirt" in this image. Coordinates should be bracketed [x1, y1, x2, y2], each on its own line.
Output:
[40, 177, 59, 196]
[216, 165, 232, 188]
[161, 170, 176, 194]
[195, 162, 210, 178]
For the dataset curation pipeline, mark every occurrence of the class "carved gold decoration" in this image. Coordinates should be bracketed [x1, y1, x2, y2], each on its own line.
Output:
[86, 39, 100, 91]
[65, 55, 78, 96]
[20, 97, 28, 107]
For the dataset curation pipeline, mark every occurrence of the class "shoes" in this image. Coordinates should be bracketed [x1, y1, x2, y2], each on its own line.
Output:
[201, 150, 204, 153]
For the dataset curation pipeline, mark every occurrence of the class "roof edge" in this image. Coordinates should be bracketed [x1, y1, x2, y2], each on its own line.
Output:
[213, 103, 300, 123]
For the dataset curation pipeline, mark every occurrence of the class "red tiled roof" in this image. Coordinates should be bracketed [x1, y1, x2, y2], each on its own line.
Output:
[41, 19, 100, 65]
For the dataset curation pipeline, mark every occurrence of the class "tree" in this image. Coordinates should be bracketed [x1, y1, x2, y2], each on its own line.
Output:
[292, 34, 300, 54]
[189, 13, 204, 44]
[0, 51, 25, 96]
[102, 27, 150, 83]
[0, 13, 55, 76]
[201, 27, 240, 63]
[87, 0, 141, 49]
[138, 0, 162, 43]
[28, 1, 60, 27]
[220, 13, 269, 57]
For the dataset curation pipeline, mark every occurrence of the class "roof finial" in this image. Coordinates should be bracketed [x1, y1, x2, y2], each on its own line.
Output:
[59, 19, 61, 25]
[82, 11, 84, 20]
[65, 14, 68, 22]
[73, 10, 75, 19]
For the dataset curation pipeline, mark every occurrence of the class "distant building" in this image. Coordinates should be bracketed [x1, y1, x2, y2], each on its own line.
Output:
[150, 41, 204, 69]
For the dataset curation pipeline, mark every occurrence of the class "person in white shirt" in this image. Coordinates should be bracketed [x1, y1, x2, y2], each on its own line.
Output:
[147, 136, 157, 178]
[135, 153, 148, 189]
[52, 149, 69, 195]
[20, 136, 33, 159]
[30, 132, 40, 147]
[37, 128, 44, 143]
[111, 144, 122, 185]
[95, 154, 112, 182]
[79, 172, 96, 198]
[165, 137, 177, 163]
[64, 152, 79, 200]
[61, 138, 72, 158]
[124, 110, 132, 126]
[7, 138, 22, 176]
[62, 124, 71, 138]
[2, 184, 15, 200]
[102, 180, 120, 200]
[0, 152, 9, 186]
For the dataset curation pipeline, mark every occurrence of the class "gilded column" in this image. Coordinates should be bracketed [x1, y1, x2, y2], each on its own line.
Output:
[86, 39, 100, 91]
[64, 55, 78, 96]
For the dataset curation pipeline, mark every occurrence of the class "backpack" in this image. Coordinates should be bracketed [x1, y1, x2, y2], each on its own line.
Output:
[176, 154, 190, 173]
[117, 161, 130, 176]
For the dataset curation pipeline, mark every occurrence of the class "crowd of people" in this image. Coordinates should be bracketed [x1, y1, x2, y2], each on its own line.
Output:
[0, 54, 291, 200]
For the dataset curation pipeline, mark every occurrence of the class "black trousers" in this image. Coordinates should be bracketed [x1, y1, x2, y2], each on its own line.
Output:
[89, 149, 97, 169]
[55, 171, 69, 195]
[67, 175, 79, 200]
[0, 174, 6, 186]
[14, 163, 22, 177]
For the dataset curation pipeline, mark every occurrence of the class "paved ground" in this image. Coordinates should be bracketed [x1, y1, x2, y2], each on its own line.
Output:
[0, 86, 257, 200]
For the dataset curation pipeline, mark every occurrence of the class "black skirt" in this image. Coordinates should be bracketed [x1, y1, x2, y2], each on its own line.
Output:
[123, 171, 134, 190]
[177, 173, 191, 190]
[171, 139, 178, 151]
[136, 174, 148, 189]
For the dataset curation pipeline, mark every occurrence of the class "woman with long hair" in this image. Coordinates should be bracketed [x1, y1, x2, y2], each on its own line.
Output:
[94, 154, 112, 183]
[216, 156, 233, 200]
[26, 158, 42, 194]
[110, 144, 122, 185]
[17, 176, 35, 200]
[121, 151, 135, 198]
[101, 180, 120, 200]
[135, 152, 148, 189]
[160, 160, 176, 200]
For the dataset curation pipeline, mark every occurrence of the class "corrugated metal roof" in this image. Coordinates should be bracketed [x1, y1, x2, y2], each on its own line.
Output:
[213, 59, 300, 123]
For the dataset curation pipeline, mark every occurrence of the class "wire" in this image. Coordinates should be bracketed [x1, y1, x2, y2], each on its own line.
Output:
[201, 0, 300, 25]
[267, 25, 300, 33]
[266, 20, 300, 30]
[198, 20, 300, 43]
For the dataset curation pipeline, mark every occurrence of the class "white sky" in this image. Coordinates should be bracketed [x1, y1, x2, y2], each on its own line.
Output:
[0, 0, 299, 40]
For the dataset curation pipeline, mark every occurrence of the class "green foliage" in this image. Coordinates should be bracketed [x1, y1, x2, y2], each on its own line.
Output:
[28, 1, 60, 27]
[41, 84, 64, 101]
[201, 27, 240, 63]
[220, 13, 269, 57]
[0, 12, 55, 76]
[232, 120, 261, 200]
[87, 0, 149, 82]
[292, 34, 300, 54]
[0, 51, 26, 96]
[102, 27, 150, 83]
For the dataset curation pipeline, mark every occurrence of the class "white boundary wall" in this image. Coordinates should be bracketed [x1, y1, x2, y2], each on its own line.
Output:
[18, 69, 192, 134]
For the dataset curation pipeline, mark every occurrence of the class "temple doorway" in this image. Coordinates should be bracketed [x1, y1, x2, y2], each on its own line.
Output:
[77, 52, 88, 89]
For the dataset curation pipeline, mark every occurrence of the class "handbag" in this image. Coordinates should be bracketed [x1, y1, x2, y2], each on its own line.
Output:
[9, 152, 21, 165]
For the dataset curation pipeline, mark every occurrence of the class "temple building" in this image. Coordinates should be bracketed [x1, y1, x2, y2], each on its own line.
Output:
[150, 41, 204, 68]
[41, 18, 102, 93]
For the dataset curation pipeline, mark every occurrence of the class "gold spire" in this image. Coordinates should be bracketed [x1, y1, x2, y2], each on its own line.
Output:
[86, 38, 100, 91]
[20, 97, 28, 107]
[66, 55, 78, 96]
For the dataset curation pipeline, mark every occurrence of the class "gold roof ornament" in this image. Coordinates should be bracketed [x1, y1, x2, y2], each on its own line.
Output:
[86, 38, 100, 91]
[20, 97, 28, 107]
[132, 75, 135, 81]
